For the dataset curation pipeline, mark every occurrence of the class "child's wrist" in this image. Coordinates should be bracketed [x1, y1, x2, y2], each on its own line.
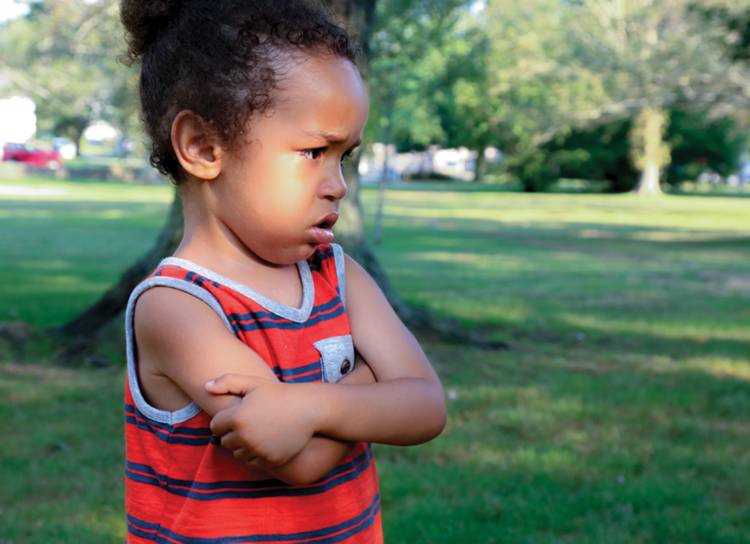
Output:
[338, 359, 376, 385]
[303, 381, 337, 435]
[305, 360, 376, 435]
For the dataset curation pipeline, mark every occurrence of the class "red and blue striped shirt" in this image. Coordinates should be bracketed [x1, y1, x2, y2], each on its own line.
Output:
[124, 242, 383, 543]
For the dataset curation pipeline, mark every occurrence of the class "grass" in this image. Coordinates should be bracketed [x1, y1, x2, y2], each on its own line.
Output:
[1, 177, 749, 543]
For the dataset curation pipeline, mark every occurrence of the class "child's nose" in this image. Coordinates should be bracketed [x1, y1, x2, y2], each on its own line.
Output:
[323, 171, 348, 201]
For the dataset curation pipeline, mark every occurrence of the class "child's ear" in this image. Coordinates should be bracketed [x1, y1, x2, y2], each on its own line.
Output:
[171, 111, 224, 180]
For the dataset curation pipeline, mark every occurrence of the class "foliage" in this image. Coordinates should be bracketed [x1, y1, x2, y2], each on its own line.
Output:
[485, 0, 750, 191]
[367, 0, 469, 152]
[542, 118, 636, 193]
[0, 0, 140, 150]
[537, 108, 746, 192]
[666, 109, 748, 183]
[3, 0, 750, 190]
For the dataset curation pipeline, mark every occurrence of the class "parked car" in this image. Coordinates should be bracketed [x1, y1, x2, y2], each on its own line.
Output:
[2, 142, 62, 169]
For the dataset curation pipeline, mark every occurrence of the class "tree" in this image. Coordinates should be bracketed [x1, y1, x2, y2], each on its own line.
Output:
[366, 1, 494, 181]
[538, 107, 746, 192]
[0, 0, 139, 152]
[483, 0, 611, 190]
[60, 0, 503, 352]
[484, 0, 750, 193]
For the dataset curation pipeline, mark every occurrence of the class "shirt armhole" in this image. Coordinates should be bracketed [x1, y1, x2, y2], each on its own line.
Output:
[331, 243, 347, 309]
[124, 276, 234, 424]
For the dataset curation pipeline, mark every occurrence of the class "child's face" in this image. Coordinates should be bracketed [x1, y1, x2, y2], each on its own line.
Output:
[214, 53, 369, 266]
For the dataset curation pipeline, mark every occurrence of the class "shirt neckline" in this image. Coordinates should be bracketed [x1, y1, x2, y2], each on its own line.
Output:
[158, 256, 315, 323]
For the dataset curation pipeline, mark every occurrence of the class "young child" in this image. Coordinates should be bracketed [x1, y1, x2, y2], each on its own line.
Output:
[120, 1, 447, 542]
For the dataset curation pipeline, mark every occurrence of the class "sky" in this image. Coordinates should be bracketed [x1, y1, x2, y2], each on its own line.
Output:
[0, 0, 28, 23]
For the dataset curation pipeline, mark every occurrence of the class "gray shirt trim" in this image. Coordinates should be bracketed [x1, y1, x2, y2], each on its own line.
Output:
[330, 243, 346, 309]
[159, 256, 314, 323]
[124, 277, 234, 424]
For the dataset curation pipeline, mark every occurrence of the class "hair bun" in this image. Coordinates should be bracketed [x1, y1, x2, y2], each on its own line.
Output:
[120, 0, 180, 60]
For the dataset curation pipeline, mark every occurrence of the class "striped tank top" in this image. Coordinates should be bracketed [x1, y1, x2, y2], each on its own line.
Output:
[123, 242, 383, 543]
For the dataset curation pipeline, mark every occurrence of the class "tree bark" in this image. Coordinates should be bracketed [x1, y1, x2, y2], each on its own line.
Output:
[58, 191, 183, 337]
[373, 160, 387, 245]
[632, 106, 669, 195]
[637, 162, 662, 195]
[473, 148, 485, 182]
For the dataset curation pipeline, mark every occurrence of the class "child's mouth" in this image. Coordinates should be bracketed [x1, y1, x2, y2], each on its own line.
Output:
[310, 213, 338, 244]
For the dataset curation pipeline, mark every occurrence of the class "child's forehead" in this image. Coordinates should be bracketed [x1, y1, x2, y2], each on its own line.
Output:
[263, 54, 369, 132]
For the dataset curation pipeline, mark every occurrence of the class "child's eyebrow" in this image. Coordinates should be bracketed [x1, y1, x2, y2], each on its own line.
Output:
[304, 129, 361, 147]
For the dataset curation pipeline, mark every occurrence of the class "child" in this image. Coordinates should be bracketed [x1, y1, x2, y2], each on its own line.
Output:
[120, 1, 447, 543]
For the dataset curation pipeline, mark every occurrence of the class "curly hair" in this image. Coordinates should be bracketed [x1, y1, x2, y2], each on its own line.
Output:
[120, 0, 358, 182]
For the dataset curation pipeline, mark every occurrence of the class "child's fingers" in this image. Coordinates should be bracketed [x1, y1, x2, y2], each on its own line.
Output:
[204, 373, 266, 395]
[222, 434, 265, 466]
[246, 457, 266, 470]
[219, 430, 240, 451]
[231, 447, 261, 466]
[232, 447, 254, 462]
[209, 406, 236, 437]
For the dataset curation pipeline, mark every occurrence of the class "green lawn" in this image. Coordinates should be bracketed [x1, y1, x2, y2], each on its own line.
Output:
[1, 177, 749, 543]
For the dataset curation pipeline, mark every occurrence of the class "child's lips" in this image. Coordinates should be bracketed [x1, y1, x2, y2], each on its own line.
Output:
[309, 212, 338, 244]
[310, 226, 335, 244]
[315, 212, 339, 229]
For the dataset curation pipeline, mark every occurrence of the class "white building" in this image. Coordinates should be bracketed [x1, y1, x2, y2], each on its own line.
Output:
[359, 143, 502, 183]
[0, 95, 36, 145]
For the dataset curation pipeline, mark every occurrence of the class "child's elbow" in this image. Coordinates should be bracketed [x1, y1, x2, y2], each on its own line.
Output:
[285, 470, 319, 487]
[269, 464, 320, 487]
[421, 386, 448, 442]
[430, 399, 448, 439]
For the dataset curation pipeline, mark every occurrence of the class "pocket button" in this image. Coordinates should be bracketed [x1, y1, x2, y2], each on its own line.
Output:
[340, 358, 351, 374]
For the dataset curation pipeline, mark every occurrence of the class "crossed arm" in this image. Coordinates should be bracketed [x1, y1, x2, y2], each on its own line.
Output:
[134, 252, 447, 486]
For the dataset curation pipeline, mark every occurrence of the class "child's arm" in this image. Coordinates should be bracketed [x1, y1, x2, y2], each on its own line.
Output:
[253, 355, 377, 485]
[133, 287, 374, 486]
[208, 253, 447, 453]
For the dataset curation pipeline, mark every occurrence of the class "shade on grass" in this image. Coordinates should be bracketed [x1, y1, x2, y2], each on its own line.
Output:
[0, 177, 748, 542]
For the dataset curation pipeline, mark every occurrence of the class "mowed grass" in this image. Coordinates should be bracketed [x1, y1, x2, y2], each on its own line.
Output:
[1, 177, 749, 542]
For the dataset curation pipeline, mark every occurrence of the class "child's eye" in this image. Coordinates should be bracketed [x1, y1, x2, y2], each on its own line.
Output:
[340, 146, 359, 163]
[301, 147, 326, 160]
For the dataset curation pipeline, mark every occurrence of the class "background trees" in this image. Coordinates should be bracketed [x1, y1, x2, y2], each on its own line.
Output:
[4, 0, 750, 194]
[0, 1, 139, 154]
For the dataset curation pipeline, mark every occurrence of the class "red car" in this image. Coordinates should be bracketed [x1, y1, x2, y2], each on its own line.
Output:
[2, 143, 62, 169]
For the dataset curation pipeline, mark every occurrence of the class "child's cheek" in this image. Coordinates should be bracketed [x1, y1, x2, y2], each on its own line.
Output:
[266, 176, 310, 218]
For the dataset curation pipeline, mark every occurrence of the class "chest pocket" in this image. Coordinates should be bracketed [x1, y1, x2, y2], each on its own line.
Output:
[313, 335, 356, 383]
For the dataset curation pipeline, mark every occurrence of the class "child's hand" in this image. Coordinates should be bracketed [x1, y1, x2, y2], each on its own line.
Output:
[206, 374, 318, 467]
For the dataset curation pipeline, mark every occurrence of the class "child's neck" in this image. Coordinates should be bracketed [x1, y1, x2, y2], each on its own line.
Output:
[172, 182, 309, 310]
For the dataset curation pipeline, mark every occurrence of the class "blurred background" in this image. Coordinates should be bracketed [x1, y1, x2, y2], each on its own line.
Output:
[1, 0, 749, 542]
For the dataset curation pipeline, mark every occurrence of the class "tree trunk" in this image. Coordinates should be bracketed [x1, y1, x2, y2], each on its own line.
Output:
[373, 151, 387, 245]
[637, 162, 661, 195]
[325, 0, 377, 68]
[58, 191, 183, 337]
[632, 106, 669, 195]
[72, 124, 85, 158]
[472, 148, 485, 182]
[373, 101, 393, 246]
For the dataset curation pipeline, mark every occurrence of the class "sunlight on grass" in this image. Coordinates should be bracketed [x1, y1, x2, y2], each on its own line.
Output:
[2, 179, 749, 542]
[658, 356, 750, 381]
[562, 314, 750, 342]
[0, 177, 172, 203]
[407, 251, 521, 271]
[0, 184, 67, 197]
[379, 190, 750, 231]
